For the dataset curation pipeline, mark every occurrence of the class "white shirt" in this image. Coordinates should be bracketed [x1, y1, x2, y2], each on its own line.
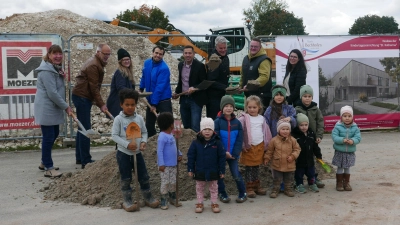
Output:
[250, 115, 264, 145]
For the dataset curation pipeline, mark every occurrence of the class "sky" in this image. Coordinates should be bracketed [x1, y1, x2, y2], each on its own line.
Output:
[0, 0, 399, 36]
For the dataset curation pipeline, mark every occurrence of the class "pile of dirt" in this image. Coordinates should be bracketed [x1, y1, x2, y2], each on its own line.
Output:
[44, 129, 334, 208]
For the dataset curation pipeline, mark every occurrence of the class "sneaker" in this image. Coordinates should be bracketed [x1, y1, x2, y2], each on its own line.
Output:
[195, 203, 203, 213]
[235, 193, 247, 203]
[315, 178, 325, 188]
[38, 163, 59, 171]
[44, 169, 62, 178]
[211, 203, 221, 213]
[309, 184, 319, 193]
[295, 184, 307, 194]
[218, 193, 231, 203]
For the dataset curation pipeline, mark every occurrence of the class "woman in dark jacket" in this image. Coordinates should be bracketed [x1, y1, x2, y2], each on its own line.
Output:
[283, 49, 307, 106]
[106, 48, 135, 117]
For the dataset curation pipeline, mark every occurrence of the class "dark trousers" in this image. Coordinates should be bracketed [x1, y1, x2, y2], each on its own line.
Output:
[179, 95, 203, 133]
[41, 125, 59, 169]
[295, 166, 316, 185]
[72, 94, 92, 164]
[116, 150, 150, 191]
[218, 158, 246, 195]
[206, 98, 221, 120]
[146, 99, 172, 138]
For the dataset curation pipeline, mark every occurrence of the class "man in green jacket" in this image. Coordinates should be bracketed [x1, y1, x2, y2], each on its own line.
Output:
[239, 38, 272, 109]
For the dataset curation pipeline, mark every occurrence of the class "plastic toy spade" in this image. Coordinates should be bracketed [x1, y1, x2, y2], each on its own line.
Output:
[317, 158, 331, 173]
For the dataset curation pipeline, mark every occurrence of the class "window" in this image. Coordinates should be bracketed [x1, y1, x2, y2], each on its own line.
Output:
[208, 28, 246, 55]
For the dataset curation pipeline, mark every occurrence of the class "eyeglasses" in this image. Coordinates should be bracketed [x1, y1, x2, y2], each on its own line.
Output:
[250, 45, 260, 49]
[100, 52, 111, 56]
[289, 55, 298, 59]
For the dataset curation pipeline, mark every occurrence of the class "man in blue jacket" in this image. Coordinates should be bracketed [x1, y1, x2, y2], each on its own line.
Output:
[140, 46, 173, 137]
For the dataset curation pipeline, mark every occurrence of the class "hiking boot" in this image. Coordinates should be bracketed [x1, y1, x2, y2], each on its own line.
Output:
[160, 194, 168, 210]
[336, 174, 344, 191]
[246, 182, 256, 198]
[211, 203, 221, 213]
[122, 190, 139, 212]
[235, 193, 247, 203]
[142, 189, 160, 208]
[295, 184, 307, 194]
[39, 163, 59, 171]
[168, 192, 182, 207]
[254, 180, 267, 195]
[44, 169, 62, 178]
[284, 180, 295, 197]
[269, 180, 281, 198]
[309, 184, 319, 193]
[218, 192, 231, 203]
[343, 174, 352, 191]
[195, 203, 203, 213]
[315, 177, 325, 188]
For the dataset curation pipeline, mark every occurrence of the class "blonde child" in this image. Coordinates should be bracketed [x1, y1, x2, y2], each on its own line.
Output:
[332, 106, 361, 191]
[238, 95, 272, 198]
[264, 120, 301, 198]
[295, 84, 325, 188]
[187, 117, 226, 213]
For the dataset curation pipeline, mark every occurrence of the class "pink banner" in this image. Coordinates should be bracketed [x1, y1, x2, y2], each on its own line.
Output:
[324, 113, 400, 132]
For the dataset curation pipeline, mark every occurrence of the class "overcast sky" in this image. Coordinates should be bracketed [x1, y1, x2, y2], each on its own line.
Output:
[0, 0, 399, 36]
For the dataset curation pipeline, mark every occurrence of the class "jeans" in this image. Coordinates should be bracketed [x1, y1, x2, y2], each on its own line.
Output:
[295, 166, 316, 185]
[72, 94, 93, 164]
[206, 98, 221, 120]
[179, 96, 202, 132]
[41, 125, 59, 170]
[218, 158, 246, 195]
[146, 99, 172, 138]
[116, 150, 150, 190]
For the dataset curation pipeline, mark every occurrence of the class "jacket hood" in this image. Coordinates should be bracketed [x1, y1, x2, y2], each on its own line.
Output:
[298, 101, 317, 110]
[35, 60, 58, 73]
[335, 121, 357, 128]
[248, 47, 266, 59]
[119, 111, 138, 119]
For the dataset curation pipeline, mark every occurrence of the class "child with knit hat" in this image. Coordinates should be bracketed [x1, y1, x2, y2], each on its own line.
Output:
[264, 119, 301, 198]
[291, 113, 322, 193]
[295, 84, 326, 188]
[187, 117, 226, 213]
[332, 106, 361, 191]
[214, 96, 247, 203]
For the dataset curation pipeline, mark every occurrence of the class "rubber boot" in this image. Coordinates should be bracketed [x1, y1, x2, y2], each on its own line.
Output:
[142, 189, 160, 208]
[160, 193, 169, 210]
[283, 179, 295, 197]
[254, 180, 267, 195]
[336, 174, 344, 191]
[246, 182, 256, 198]
[168, 192, 182, 207]
[343, 173, 352, 191]
[269, 179, 281, 198]
[120, 180, 139, 212]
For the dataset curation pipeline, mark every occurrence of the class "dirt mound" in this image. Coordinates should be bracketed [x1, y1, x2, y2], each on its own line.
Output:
[44, 129, 334, 208]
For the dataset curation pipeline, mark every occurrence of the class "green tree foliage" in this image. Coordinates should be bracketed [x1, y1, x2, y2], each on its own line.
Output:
[379, 57, 400, 82]
[319, 66, 331, 86]
[116, 4, 170, 30]
[253, 9, 307, 36]
[349, 15, 399, 34]
[243, 0, 288, 24]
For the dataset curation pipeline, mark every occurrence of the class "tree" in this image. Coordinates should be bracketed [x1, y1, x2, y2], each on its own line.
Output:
[318, 66, 331, 114]
[116, 4, 170, 30]
[253, 9, 307, 36]
[380, 58, 400, 82]
[243, 0, 288, 24]
[349, 15, 399, 35]
[319, 66, 331, 86]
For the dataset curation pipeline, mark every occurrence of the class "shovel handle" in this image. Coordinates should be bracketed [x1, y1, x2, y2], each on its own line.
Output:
[70, 113, 87, 132]
[105, 110, 115, 120]
[142, 98, 158, 117]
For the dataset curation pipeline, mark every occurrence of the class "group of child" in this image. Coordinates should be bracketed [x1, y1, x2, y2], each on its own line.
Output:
[111, 83, 361, 213]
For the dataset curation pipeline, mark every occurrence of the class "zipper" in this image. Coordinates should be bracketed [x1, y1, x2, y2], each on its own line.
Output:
[227, 118, 231, 154]
[345, 126, 349, 152]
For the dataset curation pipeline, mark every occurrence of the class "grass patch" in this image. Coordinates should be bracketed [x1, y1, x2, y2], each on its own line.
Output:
[370, 102, 399, 110]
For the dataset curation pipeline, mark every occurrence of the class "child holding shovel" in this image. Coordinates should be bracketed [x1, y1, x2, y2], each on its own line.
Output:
[112, 89, 160, 212]
[156, 112, 183, 210]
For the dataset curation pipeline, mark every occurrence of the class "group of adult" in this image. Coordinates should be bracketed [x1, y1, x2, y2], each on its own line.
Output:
[33, 36, 307, 178]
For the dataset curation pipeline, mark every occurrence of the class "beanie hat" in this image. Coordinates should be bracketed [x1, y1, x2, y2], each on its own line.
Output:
[117, 48, 131, 61]
[340, 105, 353, 117]
[271, 85, 287, 98]
[277, 119, 291, 132]
[200, 117, 214, 131]
[300, 85, 313, 98]
[296, 113, 309, 125]
[220, 95, 235, 110]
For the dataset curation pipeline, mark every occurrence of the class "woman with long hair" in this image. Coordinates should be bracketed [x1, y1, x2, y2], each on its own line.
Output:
[283, 49, 307, 106]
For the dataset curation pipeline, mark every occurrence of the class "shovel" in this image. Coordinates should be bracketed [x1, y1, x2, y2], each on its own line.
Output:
[70, 113, 100, 139]
[225, 86, 242, 95]
[172, 120, 183, 207]
[175, 80, 215, 97]
[141, 98, 158, 117]
[317, 158, 331, 173]
[139, 92, 152, 98]
[126, 122, 142, 209]
[105, 110, 115, 120]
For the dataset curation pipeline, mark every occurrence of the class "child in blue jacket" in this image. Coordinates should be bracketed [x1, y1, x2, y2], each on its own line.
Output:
[187, 117, 225, 213]
[332, 105, 361, 191]
[214, 95, 246, 203]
